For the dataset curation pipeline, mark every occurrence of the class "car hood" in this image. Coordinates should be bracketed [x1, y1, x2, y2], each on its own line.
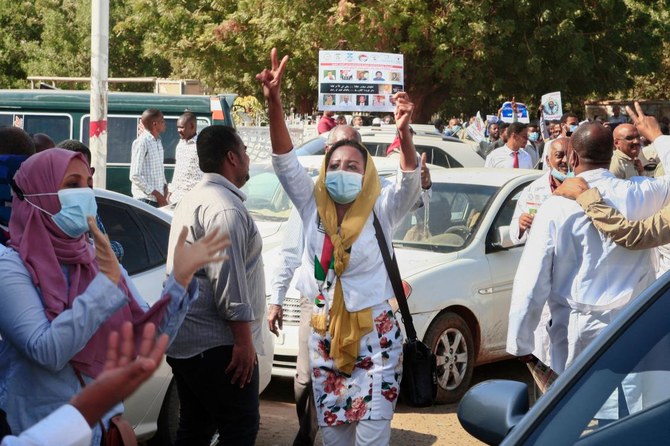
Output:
[395, 247, 459, 279]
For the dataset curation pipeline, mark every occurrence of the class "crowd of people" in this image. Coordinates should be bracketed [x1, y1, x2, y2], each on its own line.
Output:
[2, 46, 670, 445]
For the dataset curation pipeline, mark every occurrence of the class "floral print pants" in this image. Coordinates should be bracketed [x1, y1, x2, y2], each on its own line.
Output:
[310, 301, 404, 427]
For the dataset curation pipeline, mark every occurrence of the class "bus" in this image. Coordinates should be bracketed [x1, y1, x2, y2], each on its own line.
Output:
[0, 90, 236, 195]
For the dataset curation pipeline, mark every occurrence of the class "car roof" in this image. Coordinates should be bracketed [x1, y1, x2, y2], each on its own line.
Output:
[254, 154, 445, 176]
[429, 168, 542, 187]
[94, 188, 172, 222]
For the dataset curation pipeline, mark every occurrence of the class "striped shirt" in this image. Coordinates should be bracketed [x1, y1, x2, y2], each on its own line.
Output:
[165, 173, 266, 358]
[129, 133, 166, 201]
[168, 134, 202, 204]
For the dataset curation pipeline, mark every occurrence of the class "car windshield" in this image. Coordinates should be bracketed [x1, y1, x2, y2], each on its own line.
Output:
[242, 163, 320, 221]
[393, 182, 498, 252]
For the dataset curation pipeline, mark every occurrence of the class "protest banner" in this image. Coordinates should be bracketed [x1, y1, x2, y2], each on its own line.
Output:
[466, 112, 486, 143]
[499, 101, 530, 123]
[318, 50, 404, 113]
[541, 92, 563, 121]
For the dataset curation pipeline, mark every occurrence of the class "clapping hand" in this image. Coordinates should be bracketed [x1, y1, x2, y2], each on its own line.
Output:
[256, 48, 289, 102]
[70, 322, 169, 427]
[172, 227, 231, 287]
[89, 216, 121, 285]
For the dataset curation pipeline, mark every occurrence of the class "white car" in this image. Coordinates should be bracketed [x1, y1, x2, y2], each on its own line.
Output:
[94, 189, 274, 445]
[266, 168, 543, 405]
[295, 129, 484, 168]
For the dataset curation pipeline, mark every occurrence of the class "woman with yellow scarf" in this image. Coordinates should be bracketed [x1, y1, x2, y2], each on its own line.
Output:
[258, 49, 421, 445]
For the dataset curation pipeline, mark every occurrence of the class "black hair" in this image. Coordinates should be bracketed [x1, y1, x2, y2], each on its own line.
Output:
[57, 139, 91, 165]
[325, 139, 368, 170]
[560, 112, 579, 124]
[507, 122, 528, 136]
[197, 125, 243, 173]
[0, 126, 35, 156]
[571, 122, 613, 164]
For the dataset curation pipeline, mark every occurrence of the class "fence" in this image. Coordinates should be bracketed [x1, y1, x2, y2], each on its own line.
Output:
[236, 122, 318, 162]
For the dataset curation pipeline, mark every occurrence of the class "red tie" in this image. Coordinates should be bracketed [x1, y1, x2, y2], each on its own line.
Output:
[513, 151, 519, 168]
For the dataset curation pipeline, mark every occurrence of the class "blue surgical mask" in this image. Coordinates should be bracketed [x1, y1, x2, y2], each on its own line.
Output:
[451, 125, 462, 134]
[24, 188, 97, 238]
[528, 132, 539, 142]
[325, 170, 363, 204]
[568, 124, 579, 134]
[551, 168, 568, 182]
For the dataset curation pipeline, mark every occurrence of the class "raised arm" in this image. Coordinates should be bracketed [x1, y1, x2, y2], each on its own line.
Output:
[576, 188, 670, 250]
[256, 48, 292, 154]
[393, 92, 418, 171]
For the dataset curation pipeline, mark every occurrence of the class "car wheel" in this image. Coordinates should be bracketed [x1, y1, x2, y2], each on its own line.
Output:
[424, 312, 475, 404]
[150, 379, 179, 446]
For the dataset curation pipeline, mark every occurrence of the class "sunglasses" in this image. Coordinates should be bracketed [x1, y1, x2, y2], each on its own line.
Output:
[616, 135, 640, 142]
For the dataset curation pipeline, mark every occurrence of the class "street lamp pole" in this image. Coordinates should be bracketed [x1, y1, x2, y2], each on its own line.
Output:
[90, 0, 109, 189]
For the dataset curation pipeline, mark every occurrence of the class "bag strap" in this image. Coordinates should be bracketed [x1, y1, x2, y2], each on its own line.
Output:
[372, 212, 418, 341]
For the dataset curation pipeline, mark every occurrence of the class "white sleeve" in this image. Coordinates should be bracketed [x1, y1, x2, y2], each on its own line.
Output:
[1, 405, 91, 446]
[506, 206, 556, 357]
[509, 186, 530, 245]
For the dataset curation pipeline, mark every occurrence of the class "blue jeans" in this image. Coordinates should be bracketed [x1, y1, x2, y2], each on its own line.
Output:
[167, 346, 260, 446]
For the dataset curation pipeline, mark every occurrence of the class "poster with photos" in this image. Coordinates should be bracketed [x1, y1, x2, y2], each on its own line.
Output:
[318, 50, 404, 113]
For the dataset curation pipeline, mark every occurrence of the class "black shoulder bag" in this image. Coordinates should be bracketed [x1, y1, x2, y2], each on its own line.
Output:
[373, 213, 437, 407]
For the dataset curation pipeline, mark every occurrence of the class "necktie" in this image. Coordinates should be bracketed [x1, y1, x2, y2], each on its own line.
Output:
[513, 151, 519, 168]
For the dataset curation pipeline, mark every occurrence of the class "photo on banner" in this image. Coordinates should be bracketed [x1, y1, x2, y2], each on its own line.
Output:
[499, 101, 530, 123]
[541, 91, 563, 121]
[318, 50, 404, 113]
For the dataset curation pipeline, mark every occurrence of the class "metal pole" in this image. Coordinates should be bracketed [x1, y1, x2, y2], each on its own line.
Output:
[90, 0, 109, 189]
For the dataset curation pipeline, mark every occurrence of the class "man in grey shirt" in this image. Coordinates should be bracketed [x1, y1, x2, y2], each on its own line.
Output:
[166, 125, 265, 446]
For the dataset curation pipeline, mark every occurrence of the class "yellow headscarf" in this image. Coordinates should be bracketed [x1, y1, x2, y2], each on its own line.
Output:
[312, 148, 381, 375]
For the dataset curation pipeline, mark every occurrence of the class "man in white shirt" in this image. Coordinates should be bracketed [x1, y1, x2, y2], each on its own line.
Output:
[129, 109, 168, 207]
[507, 105, 670, 418]
[168, 112, 202, 204]
[484, 122, 533, 168]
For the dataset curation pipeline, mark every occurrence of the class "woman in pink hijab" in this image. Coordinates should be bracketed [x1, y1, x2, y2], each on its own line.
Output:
[0, 148, 229, 443]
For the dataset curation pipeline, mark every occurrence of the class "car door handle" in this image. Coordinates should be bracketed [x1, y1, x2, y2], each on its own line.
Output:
[478, 283, 513, 295]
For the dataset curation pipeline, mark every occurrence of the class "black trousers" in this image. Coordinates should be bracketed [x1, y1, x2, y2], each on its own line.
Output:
[166, 346, 260, 446]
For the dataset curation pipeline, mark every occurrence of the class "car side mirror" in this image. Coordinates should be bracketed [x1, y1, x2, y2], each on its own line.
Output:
[487, 225, 515, 252]
[457, 380, 529, 445]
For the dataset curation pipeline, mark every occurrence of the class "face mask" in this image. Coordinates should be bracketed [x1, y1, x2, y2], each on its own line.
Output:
[566, 124, 579, 136]
[451, 125, 462, 134]
[325, 170, 363, 204]
[528, 132, 539, 142]
[24, 188, 97, 238]
[551, 168, 569, 182]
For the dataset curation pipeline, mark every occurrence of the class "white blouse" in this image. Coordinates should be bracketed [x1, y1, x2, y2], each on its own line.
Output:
[272, 150, 420, 312]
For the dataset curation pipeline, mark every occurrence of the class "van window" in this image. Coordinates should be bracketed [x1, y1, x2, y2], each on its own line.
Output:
[82, 116, 209, 165]
[0, 113, 71, 144]
[82, 116, 179, 164]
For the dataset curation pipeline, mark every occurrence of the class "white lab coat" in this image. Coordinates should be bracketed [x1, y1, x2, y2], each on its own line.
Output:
[507, 135, 670, 417]
[509, 171, 554, 245]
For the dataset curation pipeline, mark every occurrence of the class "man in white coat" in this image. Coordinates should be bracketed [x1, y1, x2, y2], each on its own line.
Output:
[510, 137, 569, 245]
[507, 137, 569, 368]
[507, 103, 670, 419]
